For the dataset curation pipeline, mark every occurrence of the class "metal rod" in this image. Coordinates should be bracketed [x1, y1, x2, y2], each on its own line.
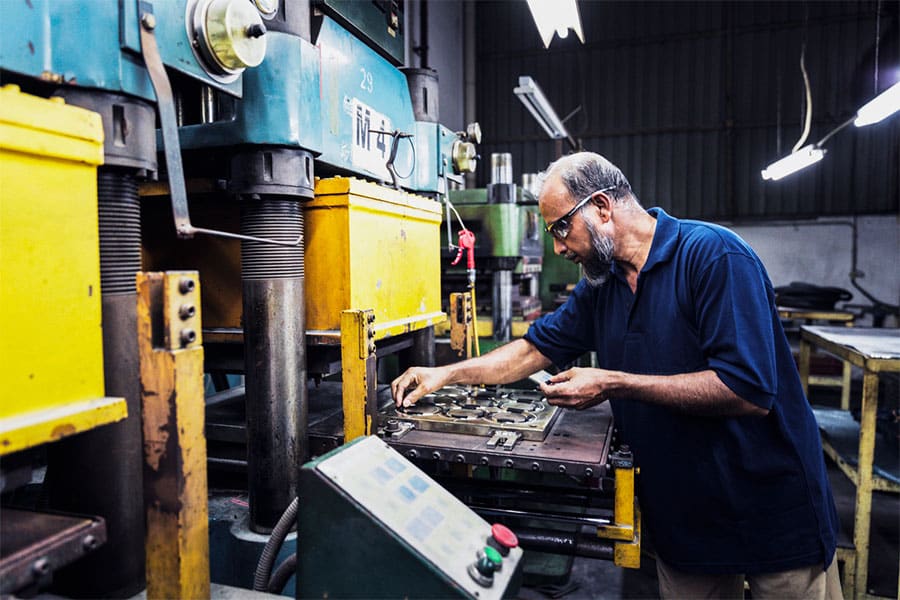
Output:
[470, 506, 612, 529]
[512, 527, 616, 560]
[242, 199, 307, 532]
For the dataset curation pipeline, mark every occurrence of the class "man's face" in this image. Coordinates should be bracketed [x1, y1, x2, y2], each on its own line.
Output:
[539, 175, 616, 286]
[581, 215, 615, 286]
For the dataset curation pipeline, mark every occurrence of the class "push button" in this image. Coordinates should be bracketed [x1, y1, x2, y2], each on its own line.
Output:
[488, 523, 518, 556]
[467, 547, 501, 587]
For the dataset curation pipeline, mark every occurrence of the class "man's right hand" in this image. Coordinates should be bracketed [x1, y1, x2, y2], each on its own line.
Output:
[391, 366, 453, 407]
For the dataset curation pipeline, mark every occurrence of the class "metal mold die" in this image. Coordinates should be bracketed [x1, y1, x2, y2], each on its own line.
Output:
[385, 386, 559, 442]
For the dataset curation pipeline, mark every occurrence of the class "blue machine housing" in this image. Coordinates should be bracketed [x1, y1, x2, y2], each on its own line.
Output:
[177, 31, 323, 153]
[0, 0, 242, 100]
[314, 16, 415, 182]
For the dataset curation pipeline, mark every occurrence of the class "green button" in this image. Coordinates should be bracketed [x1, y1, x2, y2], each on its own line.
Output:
[483, 545, 502, 565]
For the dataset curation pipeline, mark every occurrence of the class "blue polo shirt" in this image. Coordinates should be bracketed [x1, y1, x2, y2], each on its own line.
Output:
[525, 208, 838, 574]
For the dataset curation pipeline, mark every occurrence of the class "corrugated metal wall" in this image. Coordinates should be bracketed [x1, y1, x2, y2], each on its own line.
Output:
[475, 1, 899, 220]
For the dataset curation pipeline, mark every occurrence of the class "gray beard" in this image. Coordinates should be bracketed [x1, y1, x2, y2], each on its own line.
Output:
[582, 217, 615, 287]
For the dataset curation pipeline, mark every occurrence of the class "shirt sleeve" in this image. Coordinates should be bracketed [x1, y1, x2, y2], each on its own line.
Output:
[694, 252, 778, 409]
[524, 279, 597, 369]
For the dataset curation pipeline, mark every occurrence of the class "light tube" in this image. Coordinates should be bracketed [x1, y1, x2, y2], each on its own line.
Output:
[526, 0, 584, 49]
[760, 145, 826, 181]
[514, 76, 569, 140]
[854, 81, 900, 127]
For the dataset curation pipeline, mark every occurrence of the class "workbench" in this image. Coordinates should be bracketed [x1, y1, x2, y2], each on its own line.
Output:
[779, 307, 855, 408]
[798, 326, 900, 600]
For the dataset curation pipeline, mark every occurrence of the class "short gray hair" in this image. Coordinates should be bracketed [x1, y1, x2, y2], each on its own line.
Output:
[536, 152, 637, 206]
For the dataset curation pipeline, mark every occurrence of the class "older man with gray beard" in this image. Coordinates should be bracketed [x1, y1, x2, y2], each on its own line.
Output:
[392, 151, 841, 599]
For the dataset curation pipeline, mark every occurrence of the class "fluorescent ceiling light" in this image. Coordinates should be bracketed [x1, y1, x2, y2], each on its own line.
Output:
[526, 0, 584, 49]
[854, 81, 900, 127]
[761, 145, 826, 181]
[514, 76, 569, 140]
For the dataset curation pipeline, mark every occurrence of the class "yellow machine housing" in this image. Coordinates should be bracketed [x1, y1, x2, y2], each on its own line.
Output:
[0, 85, 126, 455]
[307, 177, 445, 338]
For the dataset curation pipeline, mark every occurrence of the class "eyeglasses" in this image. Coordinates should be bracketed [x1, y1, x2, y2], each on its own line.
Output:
[544, 185, 617, 240]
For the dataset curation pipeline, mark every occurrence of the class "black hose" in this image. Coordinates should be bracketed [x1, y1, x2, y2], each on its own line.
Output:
[253, 497, 299, 591]
[267, 553, 298, 594]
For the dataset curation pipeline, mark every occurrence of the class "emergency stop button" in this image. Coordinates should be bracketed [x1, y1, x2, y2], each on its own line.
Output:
[488, 523, 518, 556]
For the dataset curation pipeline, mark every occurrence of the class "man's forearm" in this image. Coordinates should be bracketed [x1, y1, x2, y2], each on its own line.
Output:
[446, 339, 552, 386]
[610, 369, 769, 417]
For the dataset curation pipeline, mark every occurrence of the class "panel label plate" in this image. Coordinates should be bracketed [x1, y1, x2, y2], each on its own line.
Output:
[350, 98, 392, 179]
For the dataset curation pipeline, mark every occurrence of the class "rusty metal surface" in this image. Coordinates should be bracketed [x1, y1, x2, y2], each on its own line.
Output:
[0, 509, 106, 595]
[382, 402, 613, 477]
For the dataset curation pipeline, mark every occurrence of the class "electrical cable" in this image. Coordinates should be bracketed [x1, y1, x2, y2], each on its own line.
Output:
[470, 285, 481, 357]
[792, 44, 813, 153]
[445, 196, 468, 232]
[253, 497, 298, 591]
[266, 553, 298, 594]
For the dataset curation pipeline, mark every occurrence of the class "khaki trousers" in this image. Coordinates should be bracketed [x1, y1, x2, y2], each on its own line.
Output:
[656, 556, 843, 599]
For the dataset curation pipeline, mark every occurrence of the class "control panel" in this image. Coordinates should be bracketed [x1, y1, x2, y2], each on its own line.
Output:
[298, 436, 523, 599]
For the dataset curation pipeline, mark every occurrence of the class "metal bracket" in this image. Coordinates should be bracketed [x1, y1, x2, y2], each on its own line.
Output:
[371, 129, 414, 190]
[486, 430, 522, 451]
[137, 2, 301, 248]
[377, 418, 414, 440]
[449, 292, 473, 358]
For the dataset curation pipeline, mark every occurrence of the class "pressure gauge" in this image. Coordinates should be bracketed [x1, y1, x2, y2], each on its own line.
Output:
[187, 0, 267, 82]
[452, 140, 478, 174]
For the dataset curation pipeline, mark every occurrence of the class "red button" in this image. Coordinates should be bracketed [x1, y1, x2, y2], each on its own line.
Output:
[491, 523, 518, 549]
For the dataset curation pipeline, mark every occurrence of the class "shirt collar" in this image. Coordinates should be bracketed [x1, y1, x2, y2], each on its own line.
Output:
[608, 207, 680, 282]
[641, 207, 680, 272]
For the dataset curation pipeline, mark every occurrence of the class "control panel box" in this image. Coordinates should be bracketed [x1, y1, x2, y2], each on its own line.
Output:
[298, 436, 523, 599]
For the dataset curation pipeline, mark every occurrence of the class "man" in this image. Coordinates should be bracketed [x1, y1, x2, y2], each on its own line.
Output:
[392, 152, 842, 598]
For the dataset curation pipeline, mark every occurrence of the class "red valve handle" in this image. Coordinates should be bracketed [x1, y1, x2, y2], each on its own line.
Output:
[451, 229, 476, 269]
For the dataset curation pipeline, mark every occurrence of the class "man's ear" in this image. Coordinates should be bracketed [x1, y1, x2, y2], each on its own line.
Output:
[592, 191, 613, 223]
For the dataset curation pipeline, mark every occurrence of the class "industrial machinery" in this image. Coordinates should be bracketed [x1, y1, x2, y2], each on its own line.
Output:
[1, 1, 252, 594]
[444, 153, 544, 344]
[375, 384, 641, 579]
[298, 436, 524, 599]
[1, 1, 637, 597]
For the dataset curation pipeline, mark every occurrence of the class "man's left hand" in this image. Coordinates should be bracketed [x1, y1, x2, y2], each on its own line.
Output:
[539, 367, 611, 410]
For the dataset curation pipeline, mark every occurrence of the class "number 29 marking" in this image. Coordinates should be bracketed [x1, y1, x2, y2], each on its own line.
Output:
[359, 68, 374, 93]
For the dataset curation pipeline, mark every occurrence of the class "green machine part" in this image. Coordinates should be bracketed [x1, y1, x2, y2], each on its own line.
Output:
[445, 189, 543, 273]
[298, 436, 524, 599]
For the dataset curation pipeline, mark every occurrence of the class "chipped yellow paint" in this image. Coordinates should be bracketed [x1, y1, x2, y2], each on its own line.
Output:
[138, 272, 209, 600]
[341, 309, 376, 442]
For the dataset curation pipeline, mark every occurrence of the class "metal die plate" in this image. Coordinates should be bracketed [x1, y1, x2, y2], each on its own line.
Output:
[383, 386, 559, 442]
[384, 402, 614, 477]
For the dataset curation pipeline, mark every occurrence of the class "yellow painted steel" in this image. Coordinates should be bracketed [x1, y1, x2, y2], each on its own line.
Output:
[307, 177, 445, 335]
[138, 272, 209, 600]
[436, 317, 532, 339]
[0, 85, 126, 455]
[597, 463, 641, 568]
[798, 326, 900, 600]
[341, 309, 376, 442]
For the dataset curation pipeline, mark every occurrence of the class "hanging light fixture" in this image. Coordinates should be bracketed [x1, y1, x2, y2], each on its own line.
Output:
[854, 80, 900, 127]
[526, 0, 584, 49]
[760, 145, 826, 181]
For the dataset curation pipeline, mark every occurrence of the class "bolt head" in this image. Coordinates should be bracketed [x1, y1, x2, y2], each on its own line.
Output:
[141, 13, 156, 30]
